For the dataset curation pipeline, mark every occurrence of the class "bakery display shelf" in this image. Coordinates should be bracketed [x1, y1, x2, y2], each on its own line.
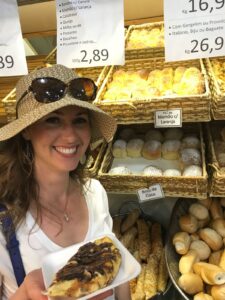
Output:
[97, 123, 208, 199]
[95, 58, 211, 124]
[204, 56, 225, 120]
[125, 21, 165, 60]
[206, 121, 225, 197]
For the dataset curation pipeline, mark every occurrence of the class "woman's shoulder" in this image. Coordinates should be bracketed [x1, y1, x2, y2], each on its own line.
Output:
[84, 178, 104, 191]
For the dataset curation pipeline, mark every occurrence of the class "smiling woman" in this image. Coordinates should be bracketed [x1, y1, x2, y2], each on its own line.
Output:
[0, 64, 130, 300]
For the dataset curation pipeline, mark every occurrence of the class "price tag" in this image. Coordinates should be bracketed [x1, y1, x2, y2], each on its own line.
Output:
[0, 0, 28, 76]
[164, 0, 225, 61]
[154, 109, 182, 128]
[56, 0, 125, 68]
[137, 184, 165, 203]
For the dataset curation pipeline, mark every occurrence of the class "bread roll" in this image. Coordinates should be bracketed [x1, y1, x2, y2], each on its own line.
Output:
[112, 139, 127, 158]
[164, 128, 183, 140]
[163, 169, 181, 176]
[210, 199, 223, 220]
[144, 129, 164, 142]
[178, 273, 204, 295]
[180, 148, 202, 167]
[183, 165, 202, 176]
[108, 165, 132, 175]
[193, 262, 225, 285]
[212, 218, 225, 238]
[198, 197, 212, 209]
[179, 214, 198, 233]
[162, 139, 181, 160]
[219, 250, 225, 271]
[193, 292, 214, 300]
[127, 138, 144, 158]
[190, 240, 211, 260]
[209, 250, 223, 265]
[142, 165, 163, 176]
[189, 203, 209, 221]
[181, 136, 200, 149]
[172, 231, 191, 255]
[199, 228, 223, 251]
[141, 140, 161, 160]
[211, 284, 225, 300]
[118, 127, 136, 142]
[179, 249, 199, 274]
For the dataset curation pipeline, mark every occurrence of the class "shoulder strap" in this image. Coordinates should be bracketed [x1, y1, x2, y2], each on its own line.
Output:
[0, 204, 26, 286]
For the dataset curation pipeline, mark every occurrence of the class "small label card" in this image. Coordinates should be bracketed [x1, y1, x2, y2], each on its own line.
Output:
[155, 109, 182, 128]
[56, 0, 125, 68]
[0, 0, 28, 76]
[164, 0, 225, 61]
[137, 184, 165, 203]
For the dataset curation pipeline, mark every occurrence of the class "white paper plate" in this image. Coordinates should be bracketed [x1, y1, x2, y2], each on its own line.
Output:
[42, 233, 141, 300]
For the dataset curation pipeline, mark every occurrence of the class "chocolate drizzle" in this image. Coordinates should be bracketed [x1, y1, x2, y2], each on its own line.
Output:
[55, 241, 120, 283]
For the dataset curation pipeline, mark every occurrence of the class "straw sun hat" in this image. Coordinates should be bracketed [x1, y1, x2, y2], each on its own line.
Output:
[0, 64, 117, 146]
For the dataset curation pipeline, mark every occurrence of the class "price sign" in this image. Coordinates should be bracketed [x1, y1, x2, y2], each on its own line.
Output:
[155, 109, 182, 128]
[56, 0, 124, 68]
[137, 184, 165, 203]
[0, 0, 28, 76]
[164, 0, 225, 61]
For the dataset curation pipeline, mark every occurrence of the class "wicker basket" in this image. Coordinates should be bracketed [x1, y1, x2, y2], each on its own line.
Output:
[206, 121, 225, 197]
[95, 58, 211, 124]
[204, 56, 225, 120]
[97, 123, 208, 199]
[125, 22, 165, 60]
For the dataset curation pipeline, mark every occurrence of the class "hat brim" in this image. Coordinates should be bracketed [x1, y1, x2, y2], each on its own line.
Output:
[0, 95, 117, 144]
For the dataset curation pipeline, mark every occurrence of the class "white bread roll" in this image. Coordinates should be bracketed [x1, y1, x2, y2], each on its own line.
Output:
[172, 231, 191, 255]
[211, 283, 225, 300]
[194, 292, 213, 300]
[112, 139, 127, 158]
[180, 148, 202, 167]
[189, 203, 209, 221]
[193, 262, 225, 285]
[178, 273, 204, 295]
[210, 199, 223, 220]
[163, 169, 181, 176]
[179, 249, 199, 274]
[199, 228, 223, 251]
[179, 214, 198, 233]
[108, 166, 132, 175]
[183, 165, 202, 177]
[142, 165, 163, 176]
[127, 138, 144, 158]
[212, 218, 225, 238]
[190, 240, 211, 260]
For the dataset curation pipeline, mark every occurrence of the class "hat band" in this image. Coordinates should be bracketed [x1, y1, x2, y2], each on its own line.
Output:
[16, 77, 97, 118]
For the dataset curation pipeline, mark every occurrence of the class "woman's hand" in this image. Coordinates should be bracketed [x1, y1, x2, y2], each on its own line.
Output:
[10, 269, 47, 300]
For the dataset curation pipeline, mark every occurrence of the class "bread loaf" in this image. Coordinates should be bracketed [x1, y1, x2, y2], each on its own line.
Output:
[193, 262, 225, 285]
[178, 273, 204, 295]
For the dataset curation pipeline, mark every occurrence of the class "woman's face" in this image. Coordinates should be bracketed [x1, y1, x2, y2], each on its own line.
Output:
[23, 106, 91, 174]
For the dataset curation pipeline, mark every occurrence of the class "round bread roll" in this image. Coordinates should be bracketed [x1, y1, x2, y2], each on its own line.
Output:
[142, 165, 163, 176]
[180, 148, 202, 167]
[193, 262, 225, 285]
[179, 214, 199, 233]
[198, 197, 212, 209]
[199, 228, 223, 251]
[108, 166, 132, 175]
[179, 249, 199, 274]
[144, 129, 164, 142]
[163, 169, 181, 176]
[210, 199, 223, 220]
[112, 139, 127, 158]
[211, 284, 225, 300]
[212, 218, 225, 238]
[164, 128, 183, 140]
[183, 165, 202, 177]
[190, 240, 211, 260]
[181, 136, 200, 149]
[173, 231, 191, 255]
[118, 128, 136, 142]
[209, 250, 223, 265]
[178, 273, 204, 295]
[127, 138, 144, 158]
[141, 140, 161, 160]
[189, 203, 209, 221]
[162, 139, 181, 160]
[194, 292, 214, 300]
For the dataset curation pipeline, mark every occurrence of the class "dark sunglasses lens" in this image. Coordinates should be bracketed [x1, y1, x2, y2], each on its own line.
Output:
[31, 78, 66, 102]
[70, 78, 97, 100]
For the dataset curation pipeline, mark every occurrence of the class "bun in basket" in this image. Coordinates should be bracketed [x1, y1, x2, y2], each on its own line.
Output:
[193, 262, 225, 285]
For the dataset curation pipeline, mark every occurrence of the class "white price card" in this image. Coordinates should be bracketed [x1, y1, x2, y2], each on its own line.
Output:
[0, 0, 28, 76]
[137, 184, 165, 203]
[56, 0, 125, 68]
[155, 109, 182, 128]
[164, 0, 225, 61]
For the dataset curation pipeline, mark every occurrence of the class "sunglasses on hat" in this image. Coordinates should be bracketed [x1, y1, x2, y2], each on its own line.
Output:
[16, 77, 97, 117]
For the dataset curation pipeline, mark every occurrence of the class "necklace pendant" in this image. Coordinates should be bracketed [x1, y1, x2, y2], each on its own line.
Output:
[64, 213, 69, 222]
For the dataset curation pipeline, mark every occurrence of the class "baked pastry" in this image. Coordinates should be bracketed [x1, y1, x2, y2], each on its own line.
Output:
[162, 139, 181, 160]
[164, 128, 183, 140]
[47, 236, 121, 298]
[211, 284, 225, 300]
[163, 169, 182, 176]
[108, 166, 132, 175]
[173, 231, 191, 255]
[142, 165, 163, 176]
[144, 129, 164, 142]
[178, 273, 204, 295]
[179, 249, 199, 274]
[127, 138, 144, 158]
[209, 199, 224, 220]
[193, 262, 225, 285]
[194, 292, 214, 300]
[182, 165, 202, 177]
[137, 219, 151, 261]
[179, 214, 199, 233]
[199, 228, 223, 251]
[118, 127, 136, 142]
[180, 148, 202, 167]
[144, 254, 159, 299]
[120, 209, 140, 233]
[141, 140, 161, 160]
[181, 136, 200, 149]
[212, 218, 225, 237]
[209, 250, 223, 265]
[189, 203, 209, 221]
[190, 240, 211, 260]
[112, 139, 127, 158]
